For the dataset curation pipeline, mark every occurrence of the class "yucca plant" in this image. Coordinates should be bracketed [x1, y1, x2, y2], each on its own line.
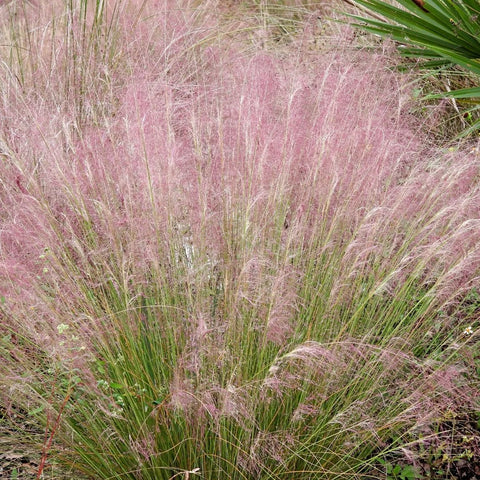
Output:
[347, 0, 480, 136]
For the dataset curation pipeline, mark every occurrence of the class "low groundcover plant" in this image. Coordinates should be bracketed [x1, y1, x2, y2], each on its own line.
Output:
[0, 0, 479, 479]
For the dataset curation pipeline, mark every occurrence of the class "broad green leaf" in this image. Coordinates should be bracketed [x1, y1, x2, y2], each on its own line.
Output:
[427, 86, 480, 98]
[28, 405, 45, 416]
[349, 0, 480, 136]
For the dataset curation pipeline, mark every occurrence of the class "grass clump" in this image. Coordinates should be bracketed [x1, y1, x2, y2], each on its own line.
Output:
[0, 1, 479, 479]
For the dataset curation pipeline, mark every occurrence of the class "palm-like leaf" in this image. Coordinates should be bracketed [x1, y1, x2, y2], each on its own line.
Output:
[347, 0, 480, 136]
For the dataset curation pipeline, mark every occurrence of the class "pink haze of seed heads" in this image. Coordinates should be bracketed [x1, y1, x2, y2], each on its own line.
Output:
[0, 2, 479, 476]
[1, 12, 479, 340]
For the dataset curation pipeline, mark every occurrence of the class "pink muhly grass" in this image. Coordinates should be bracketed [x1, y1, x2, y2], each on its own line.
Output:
[0, 3, 479, 478]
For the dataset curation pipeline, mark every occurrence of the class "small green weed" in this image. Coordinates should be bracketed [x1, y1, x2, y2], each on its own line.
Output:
[379, 459, 421, 480]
